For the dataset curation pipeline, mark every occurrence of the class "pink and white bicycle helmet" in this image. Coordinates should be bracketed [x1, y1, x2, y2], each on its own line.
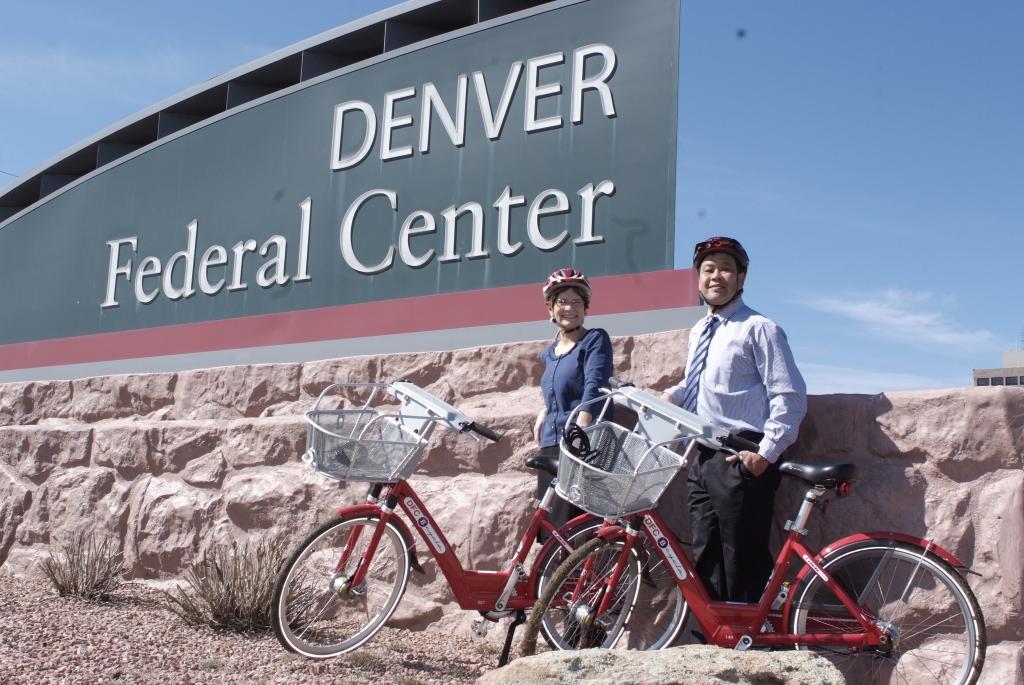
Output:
[542, 268, 592, 304]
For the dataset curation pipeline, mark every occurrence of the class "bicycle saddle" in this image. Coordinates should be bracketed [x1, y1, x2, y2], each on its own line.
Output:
[779, 461, 857, 488]
[525, 453, 559, 477]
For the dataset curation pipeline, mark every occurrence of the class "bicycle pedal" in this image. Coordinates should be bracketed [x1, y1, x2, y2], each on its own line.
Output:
[471, 619, 490, 638]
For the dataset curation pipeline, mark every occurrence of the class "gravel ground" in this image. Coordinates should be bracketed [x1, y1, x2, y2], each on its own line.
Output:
[0, 576, 503, 685]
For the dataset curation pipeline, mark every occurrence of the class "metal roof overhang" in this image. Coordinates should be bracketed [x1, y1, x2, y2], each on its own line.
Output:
[0, 0, 563, 227]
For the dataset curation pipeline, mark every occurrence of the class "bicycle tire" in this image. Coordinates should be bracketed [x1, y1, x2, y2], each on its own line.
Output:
[521, 535, 687, 656]
[271, 514, 410, 658]
[789, 539, 986, 685]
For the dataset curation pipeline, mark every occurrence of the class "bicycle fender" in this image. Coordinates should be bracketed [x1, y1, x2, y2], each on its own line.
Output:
[336, 503, 426, 575]
[781, 531, 967, 628]
[819, 532, 965, 568]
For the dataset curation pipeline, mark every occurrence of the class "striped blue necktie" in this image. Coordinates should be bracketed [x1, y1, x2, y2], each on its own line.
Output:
[681, 316, 719, 413]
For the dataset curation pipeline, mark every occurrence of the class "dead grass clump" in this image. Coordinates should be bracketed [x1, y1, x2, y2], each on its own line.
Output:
[163, 535, 288, 632]
[40, 532, 125, 601]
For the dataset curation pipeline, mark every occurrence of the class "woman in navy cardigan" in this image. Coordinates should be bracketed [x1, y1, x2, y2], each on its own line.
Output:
[532, 268, 614, 532]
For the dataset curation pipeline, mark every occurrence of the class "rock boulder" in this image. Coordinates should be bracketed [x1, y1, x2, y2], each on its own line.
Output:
[477, 645, 844, 685]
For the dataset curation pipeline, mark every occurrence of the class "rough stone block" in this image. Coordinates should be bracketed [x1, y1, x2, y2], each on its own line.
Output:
[69, 373, 176, 422]
[873, 389, 1022, 473]
[0, 380, 73, 425]
[92, 423, 150, 479]
[0, 425, 91, 484]
[0, 470, 32, 566]
[180, 451, 228, 488]
[172, 363, 300, 419]
[124, 476, 221, 577]
[17, 467, 129, 547]
[147, 422, 222, 474]
[222, 417, 304, 469]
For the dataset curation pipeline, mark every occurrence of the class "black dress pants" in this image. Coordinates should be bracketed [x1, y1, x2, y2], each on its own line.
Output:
[533, 445, 583, 542]
[686, 431, 780, 603]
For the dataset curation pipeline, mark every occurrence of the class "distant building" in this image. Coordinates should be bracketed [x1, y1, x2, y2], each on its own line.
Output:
[973, 351, 1024, 387]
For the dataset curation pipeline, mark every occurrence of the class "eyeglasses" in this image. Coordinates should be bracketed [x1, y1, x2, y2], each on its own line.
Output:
[554, 298, 584, 309]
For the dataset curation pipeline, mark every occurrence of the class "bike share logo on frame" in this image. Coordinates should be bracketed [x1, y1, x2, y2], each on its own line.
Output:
[801, 554, 829, 582]
[643, 514, 687, 580]
[405, 497, 446, 554]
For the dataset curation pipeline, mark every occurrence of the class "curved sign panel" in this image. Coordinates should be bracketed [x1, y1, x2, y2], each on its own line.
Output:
[0, 0, 685, 377]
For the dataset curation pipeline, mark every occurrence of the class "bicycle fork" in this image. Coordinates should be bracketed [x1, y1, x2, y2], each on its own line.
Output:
[334, 493, 399, 593]
[562, 519, 640, 647]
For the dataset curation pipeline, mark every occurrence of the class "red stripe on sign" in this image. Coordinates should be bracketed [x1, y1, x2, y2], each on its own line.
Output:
[0, 269, 697, 371]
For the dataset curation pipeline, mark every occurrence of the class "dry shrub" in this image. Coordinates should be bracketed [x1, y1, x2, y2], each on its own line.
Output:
[40, 532, 125, 601]
[163, 534, 289, 632]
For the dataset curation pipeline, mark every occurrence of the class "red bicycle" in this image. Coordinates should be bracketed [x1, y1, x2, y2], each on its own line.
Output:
[521, 380, 987, 685]
[270, 380, 609, 665]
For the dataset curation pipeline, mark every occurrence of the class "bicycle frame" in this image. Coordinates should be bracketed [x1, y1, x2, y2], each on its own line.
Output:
[588, 507, 896, 650]
[340, 478, 594, 613]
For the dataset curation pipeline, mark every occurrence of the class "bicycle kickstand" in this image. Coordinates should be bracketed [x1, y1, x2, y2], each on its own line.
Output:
[496, 610, 526, 667]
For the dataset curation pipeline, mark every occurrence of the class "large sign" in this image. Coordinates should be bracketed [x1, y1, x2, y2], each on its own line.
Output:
[0, 0, 684, 373]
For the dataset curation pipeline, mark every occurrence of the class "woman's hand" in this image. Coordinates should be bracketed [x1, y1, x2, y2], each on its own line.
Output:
[576, 410, 593, 428]
[534, 408, 547, 443]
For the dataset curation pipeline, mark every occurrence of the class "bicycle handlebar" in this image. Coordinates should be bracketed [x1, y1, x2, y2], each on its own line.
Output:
[719, 432, 761, 454]
[461, 421, 502, 443]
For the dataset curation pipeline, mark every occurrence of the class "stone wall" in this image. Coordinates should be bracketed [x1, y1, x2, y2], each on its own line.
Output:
[0, 330, 1021, 682]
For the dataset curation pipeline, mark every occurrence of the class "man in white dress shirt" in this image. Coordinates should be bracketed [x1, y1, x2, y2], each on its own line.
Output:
[662, 236, 807, 603]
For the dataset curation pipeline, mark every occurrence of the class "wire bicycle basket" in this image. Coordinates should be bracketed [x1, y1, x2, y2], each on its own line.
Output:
[303, 408, 425, 482]
[557, 422, 685, 518]
[301, 381, 457, 482]
[557, 381, 740, 518]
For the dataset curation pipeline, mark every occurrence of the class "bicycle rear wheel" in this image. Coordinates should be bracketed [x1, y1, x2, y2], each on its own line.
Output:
[789, 540, 986, 685]
[522, 535, 687, 656]
[271, 514, 410, 658]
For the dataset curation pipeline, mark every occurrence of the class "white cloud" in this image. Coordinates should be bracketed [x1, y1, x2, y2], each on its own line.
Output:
[803, 290, 995, 349]
[800, 362, 959, 395]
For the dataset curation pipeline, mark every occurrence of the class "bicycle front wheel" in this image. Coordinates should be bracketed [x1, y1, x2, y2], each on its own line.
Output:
[789, 540, 986, 685]
[534, 517, 603, 649]
[523, 535, 687, 656]
[271, 514, 410, 658]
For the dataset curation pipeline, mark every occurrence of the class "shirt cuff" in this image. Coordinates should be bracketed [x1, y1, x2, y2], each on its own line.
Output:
[758, 439, 781, 463]
[665, 384, 685, 405]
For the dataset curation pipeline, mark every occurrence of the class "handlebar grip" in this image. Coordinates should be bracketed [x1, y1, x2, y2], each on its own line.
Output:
[721, 433, 761, 454]
[607, 376, 634, 390]
[468, 422, 502, 443]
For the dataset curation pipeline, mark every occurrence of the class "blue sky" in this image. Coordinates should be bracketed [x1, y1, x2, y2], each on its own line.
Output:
[2, 1, 1021, 394]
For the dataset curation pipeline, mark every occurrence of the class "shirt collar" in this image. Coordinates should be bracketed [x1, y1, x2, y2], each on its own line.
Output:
[706, 296, 744, 323]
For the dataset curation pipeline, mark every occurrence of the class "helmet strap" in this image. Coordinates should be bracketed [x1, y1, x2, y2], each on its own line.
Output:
[707, 288, 743, 313]
[557, 326, 584, 343]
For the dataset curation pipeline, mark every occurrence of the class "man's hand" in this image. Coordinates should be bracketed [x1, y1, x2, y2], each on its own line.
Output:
[726, 450, 769, 477]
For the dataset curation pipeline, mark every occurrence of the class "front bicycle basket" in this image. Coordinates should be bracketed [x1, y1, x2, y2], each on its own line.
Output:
[302, 408, 426, 482]
[557, 422, 684, 517]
